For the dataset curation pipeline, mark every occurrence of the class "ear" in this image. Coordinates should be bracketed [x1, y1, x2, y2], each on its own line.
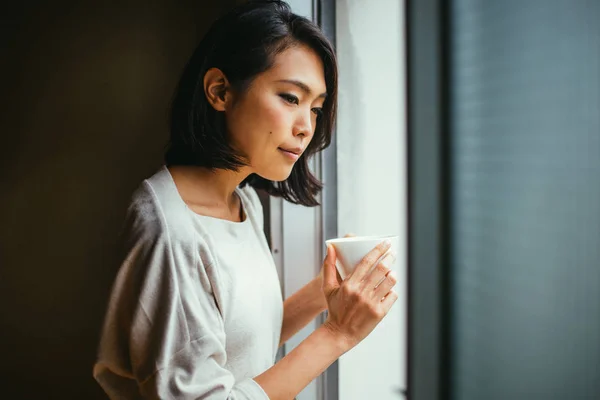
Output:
[203, 68, 231, 112]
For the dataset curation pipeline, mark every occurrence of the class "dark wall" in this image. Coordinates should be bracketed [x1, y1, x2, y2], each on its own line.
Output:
[0, 1, 235, 398]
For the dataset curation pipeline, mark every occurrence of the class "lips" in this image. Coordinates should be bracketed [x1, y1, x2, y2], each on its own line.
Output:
[278, 147, 302, 161]
[278, 147, 303, 155]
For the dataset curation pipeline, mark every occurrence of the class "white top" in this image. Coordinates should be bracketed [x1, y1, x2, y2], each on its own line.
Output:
[93, 166, 283, 399]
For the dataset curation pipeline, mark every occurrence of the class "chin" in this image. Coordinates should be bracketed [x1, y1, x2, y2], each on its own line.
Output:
[257, 166, 294, 182]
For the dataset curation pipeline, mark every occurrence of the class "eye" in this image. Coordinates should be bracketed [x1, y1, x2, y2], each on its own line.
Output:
[279, 93, 299, 105]
[311, 107, 323, 117]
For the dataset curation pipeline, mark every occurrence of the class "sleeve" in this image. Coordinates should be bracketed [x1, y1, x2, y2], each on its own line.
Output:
[93, 185, 270, 400]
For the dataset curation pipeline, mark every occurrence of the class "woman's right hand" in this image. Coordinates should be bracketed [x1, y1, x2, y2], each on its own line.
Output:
[321, 241, 398, 351]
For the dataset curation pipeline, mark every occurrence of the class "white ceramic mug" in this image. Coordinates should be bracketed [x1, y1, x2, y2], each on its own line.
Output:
[325, 235, 399, 280]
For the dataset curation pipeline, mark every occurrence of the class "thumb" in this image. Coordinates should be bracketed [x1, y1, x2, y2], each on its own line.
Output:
[322, 244, 339, 292]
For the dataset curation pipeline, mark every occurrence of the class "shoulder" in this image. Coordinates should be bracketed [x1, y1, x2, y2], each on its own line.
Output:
[124, 168, 196, 249]
[120, 177, 216, 284]
[125, 180, 165, 242]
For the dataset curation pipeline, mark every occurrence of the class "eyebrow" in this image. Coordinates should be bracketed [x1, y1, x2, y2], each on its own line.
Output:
[277, 79, 328, 99]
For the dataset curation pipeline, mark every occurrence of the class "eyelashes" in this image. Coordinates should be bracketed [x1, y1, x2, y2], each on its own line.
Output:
[279, 93, 323, 117]
[279, 93, 299, 105]
[311, 107, 323, 117]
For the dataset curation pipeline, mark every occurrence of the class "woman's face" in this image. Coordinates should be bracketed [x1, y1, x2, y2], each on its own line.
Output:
[225, 44, 327, 182]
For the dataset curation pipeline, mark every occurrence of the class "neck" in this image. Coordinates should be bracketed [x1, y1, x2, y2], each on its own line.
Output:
[168, 165, 252, 209]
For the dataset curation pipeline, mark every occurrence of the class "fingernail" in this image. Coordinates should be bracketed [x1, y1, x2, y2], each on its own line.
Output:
[386, 251, 397, 263]
[384, 239, 392, 247]
[381, 252, 396, 268]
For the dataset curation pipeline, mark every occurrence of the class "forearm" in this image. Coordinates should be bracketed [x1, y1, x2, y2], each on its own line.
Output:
[279, 277, 327, 347]
[255, 325, 347, 400]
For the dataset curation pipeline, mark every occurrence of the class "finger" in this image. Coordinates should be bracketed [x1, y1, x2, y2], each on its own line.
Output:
[344, 233, 356, 238]
[348, 239, 392, 282]
[362, 251, 396, 289]
[322, 244, 340, 292]
[380, 289, 399, 313]
[374, 270, 398, 299]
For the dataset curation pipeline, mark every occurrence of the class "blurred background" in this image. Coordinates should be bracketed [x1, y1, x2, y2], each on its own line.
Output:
[0, 0, 598, 399]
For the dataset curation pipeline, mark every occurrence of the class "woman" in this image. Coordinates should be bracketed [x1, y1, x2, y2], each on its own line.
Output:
[93, 1, 398, 399]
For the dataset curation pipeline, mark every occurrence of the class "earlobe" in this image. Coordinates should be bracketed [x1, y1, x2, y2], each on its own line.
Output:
[203, 68, 230, 112]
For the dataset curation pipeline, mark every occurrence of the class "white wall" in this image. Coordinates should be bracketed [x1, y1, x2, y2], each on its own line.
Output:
[335, 0, 407, 398]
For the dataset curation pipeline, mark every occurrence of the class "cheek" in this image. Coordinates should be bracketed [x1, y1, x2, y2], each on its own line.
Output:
[228, 94, 293, 161]
[228, 98, 279, 143]
[258, 98, 291, 135]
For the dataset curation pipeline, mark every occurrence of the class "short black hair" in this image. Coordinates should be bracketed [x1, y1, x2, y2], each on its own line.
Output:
[164, 0, 337, 207]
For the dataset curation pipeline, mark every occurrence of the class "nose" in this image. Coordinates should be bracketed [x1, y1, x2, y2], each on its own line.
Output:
[293, 108, 315, 138]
